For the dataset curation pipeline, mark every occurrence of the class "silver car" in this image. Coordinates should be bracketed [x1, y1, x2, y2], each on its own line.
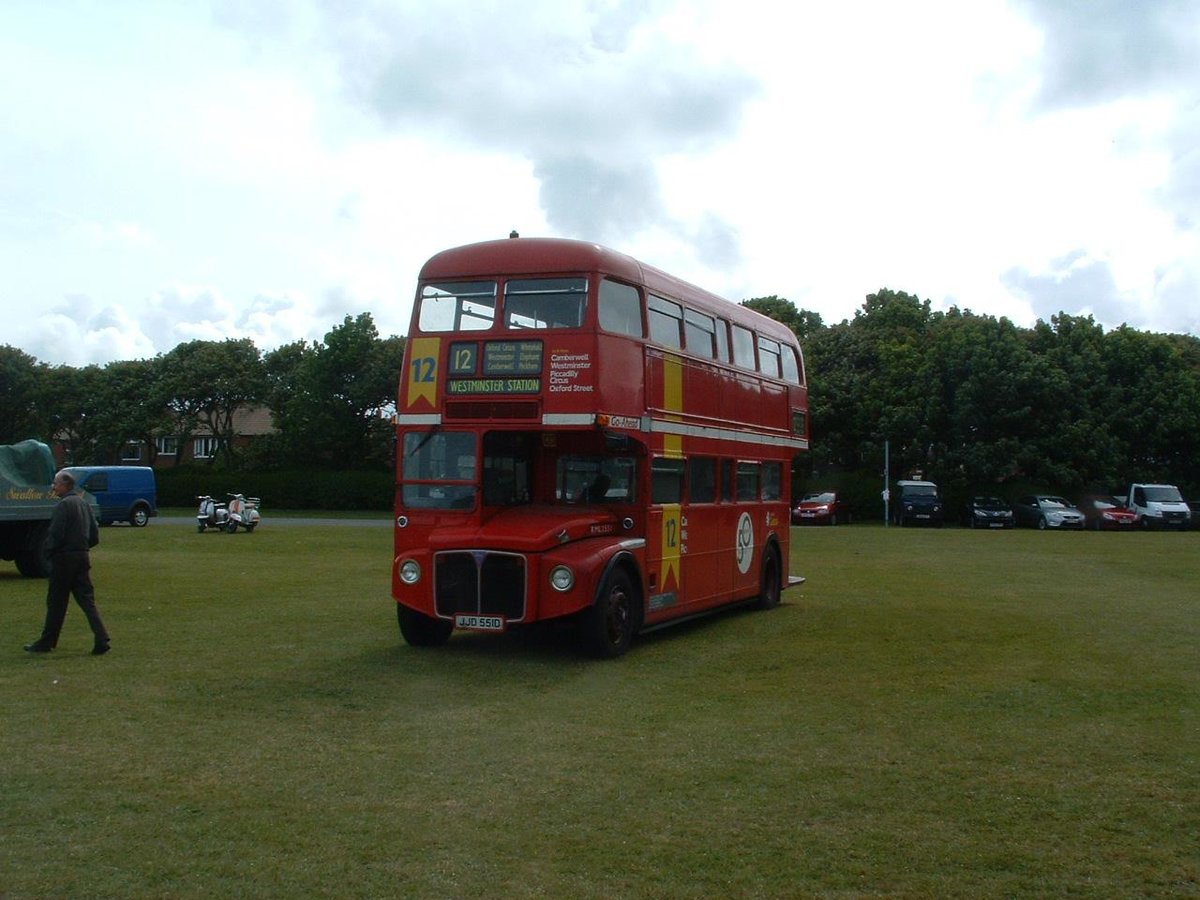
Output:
[1014, 495, 1086, 530]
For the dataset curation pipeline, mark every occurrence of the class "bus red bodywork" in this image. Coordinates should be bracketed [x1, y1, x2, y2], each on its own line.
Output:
[392, 237, 808, 656]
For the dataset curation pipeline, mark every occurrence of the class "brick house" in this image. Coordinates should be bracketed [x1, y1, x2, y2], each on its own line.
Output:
[65, 405, 277, 468]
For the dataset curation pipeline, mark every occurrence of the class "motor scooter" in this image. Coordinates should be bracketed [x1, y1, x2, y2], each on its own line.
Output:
[196, 495, 229, 533]
[225, 493, 262, 532]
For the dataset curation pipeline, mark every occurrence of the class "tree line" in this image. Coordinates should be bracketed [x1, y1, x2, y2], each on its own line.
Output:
[746, 290, 1200, 512]
[4, 293, 1199, 510]
[1, 313, 402, 472]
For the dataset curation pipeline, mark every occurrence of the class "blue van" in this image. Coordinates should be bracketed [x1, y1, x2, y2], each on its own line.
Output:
[65, 466, 158, 527]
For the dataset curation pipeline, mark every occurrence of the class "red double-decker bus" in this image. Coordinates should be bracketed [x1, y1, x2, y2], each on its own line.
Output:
[392, 237, 808, 656]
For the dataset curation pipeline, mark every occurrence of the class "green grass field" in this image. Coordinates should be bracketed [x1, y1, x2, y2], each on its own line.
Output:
[2, 522, 1196, 898]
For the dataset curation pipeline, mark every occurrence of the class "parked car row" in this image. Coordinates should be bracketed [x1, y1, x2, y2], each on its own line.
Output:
[793, 481, 1196, 530]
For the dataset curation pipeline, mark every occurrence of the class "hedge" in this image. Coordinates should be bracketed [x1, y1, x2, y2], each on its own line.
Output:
[156, 466, 393, 511]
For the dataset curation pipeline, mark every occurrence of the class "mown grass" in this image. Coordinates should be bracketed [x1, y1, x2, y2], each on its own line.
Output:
[2, 523, 1196, 898]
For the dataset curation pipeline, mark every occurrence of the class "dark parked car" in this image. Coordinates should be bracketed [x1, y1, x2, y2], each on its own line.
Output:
[1077, 495, 1137, 530]
[962, 496, 1014, 529]
[792, 491, 851, 525]
[1013, 495, 1086, 530]
[892, 480, 944, 527]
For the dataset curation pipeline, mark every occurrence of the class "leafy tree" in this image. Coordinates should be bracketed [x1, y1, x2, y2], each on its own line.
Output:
[35, 365, 107, 464]
[91, 359, 172, 465]
[924, 310, 1042, 490]
[813, 289, 941, 479]
[7, 299, 1199, 507]
[1101, 325, 1200, 487]
[158, 339, 266, 465]
[742, 296, 824, 344]
[264, 315, 403, 469]
[0, 345, 42, 443]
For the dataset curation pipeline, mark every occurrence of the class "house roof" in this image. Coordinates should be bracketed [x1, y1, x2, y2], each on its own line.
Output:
[193, 405, 276, 437]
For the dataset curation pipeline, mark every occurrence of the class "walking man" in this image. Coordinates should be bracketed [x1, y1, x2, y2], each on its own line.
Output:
[24, 470, 111, 656]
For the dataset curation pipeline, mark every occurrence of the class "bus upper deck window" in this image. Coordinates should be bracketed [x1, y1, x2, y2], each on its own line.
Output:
[419, 281, 497, 332]
[781, 345, 802, 385]
[714, 319, 730, 363]
[758, 337, 782, 379]
[648, 295, 683, 349]
[685, 309, 718, 359]
[731, 324, 756, 370]
[504, 278, 587, 330]
[599, 279, 643, 337]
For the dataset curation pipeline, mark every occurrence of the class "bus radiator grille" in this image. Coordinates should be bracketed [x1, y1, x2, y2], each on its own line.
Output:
[434, 551, 527, 621]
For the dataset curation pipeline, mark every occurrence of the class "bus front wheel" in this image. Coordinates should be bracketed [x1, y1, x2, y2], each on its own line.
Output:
[582, 568, 637, 658]
[756, 546, 782, 611]
[397, 604, 453, 647]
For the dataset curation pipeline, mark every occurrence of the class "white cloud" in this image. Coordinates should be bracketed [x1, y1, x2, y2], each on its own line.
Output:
[2, 0, 1199, 370]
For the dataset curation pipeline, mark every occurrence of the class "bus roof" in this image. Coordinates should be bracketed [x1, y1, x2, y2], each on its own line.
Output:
[419, 237, 799, 346]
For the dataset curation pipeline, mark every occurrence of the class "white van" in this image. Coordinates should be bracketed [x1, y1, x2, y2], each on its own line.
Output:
[1125, 483, 1191, 530]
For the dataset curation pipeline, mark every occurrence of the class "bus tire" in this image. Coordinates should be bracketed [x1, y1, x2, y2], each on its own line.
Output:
[756, 545, 782, 610]
[397, 604, 453, 647]
[582, 568, 637, 658]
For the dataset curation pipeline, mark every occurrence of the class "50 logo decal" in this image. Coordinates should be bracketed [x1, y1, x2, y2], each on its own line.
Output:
[735, 512, 755, 575]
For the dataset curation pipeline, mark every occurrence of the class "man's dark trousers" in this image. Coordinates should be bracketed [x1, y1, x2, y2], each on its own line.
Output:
[38, 550, 109, 647]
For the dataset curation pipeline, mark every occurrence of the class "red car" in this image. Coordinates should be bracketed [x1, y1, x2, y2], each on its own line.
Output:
[792, 491, 851, 525]
[1077, 495, 1137, 530]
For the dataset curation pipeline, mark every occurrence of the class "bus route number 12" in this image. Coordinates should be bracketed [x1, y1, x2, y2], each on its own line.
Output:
[411, 356, 437, 384]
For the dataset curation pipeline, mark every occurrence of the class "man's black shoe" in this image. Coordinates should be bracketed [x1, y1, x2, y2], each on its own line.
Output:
[24, 642, 53, 653]
[92, 642, 111, 656]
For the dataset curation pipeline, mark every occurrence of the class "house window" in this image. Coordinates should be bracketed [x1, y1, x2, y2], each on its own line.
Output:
[155, 437, 177, 456]
[194, 437, 219, 459]
[121, 442, 142, 462]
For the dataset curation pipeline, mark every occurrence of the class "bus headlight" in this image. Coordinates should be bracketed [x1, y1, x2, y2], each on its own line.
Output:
[549, 565, 575, 592]
[399, 560, 422, 584]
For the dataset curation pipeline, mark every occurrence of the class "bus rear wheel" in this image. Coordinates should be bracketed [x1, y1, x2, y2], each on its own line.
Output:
[397, 604, 453, 647]
[755, 545, 782, 610]
[582, 568, 636, 658]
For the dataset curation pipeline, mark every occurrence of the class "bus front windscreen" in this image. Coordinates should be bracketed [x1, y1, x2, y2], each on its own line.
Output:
[503, 278, 587, 330]
[401, 431, 477, 509]
[418, 281, 497, 332]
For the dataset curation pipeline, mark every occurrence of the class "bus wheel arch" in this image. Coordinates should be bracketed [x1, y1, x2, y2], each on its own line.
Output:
[580, 553, 642, 659]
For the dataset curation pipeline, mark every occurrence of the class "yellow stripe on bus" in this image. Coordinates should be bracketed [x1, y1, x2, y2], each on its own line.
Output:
[663, 353, 682, 415]
[663, 353, 683, 459]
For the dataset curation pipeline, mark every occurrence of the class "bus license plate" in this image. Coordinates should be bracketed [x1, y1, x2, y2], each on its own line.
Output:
[455, 614, 505, 632]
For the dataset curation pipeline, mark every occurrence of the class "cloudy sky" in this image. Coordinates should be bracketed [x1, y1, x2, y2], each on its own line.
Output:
[3, 0, 1198, 367]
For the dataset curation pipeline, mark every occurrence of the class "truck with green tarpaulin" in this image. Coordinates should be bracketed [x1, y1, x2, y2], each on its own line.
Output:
[0, 439, 60, 577]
